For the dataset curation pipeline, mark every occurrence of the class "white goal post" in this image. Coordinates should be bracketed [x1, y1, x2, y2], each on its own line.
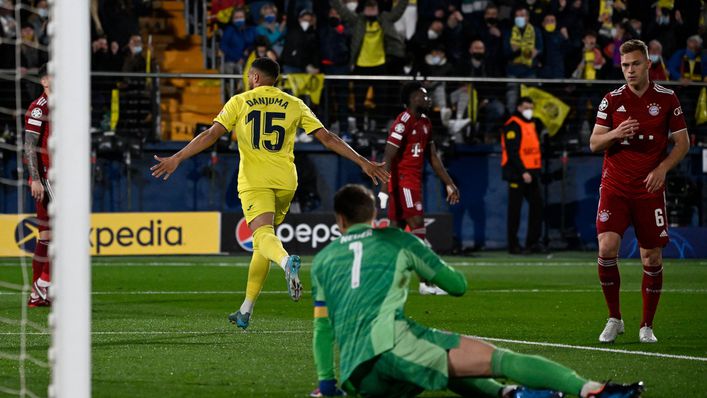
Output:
[48, 0, 91, 397]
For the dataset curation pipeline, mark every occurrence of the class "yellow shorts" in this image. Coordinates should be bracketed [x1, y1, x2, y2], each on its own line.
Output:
[239, 188, 296, 225]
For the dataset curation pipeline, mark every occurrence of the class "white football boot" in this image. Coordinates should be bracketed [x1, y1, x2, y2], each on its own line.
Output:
[598, 318, 624, 343]
[419, 282, 448, 296]
[639, 326, 658, 343]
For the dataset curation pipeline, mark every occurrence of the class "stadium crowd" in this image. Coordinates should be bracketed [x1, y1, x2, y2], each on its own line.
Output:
[207, 0, 707, 143]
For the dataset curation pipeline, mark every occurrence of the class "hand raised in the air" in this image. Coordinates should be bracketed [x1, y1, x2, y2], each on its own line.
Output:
[613, 117, 639, 140]
[362, 160, 390, 186]
[644, 165, 667, 193]
[445, 184, 460, 205]
[150, 155, 181, 180]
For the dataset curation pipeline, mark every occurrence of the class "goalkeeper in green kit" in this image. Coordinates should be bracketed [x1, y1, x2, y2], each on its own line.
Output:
[310, 184, 644, 398]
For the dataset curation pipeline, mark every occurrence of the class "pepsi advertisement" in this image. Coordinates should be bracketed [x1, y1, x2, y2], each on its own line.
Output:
[221, 212, 454, 254]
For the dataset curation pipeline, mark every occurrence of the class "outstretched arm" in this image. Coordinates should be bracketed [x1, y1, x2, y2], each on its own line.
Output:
[313, 128, 390, 185]
[151, 122, 228, 180]
[428, 141, 459, 205]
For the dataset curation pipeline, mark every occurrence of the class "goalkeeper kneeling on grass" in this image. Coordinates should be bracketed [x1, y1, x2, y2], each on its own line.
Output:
[309, 184, 644, 398]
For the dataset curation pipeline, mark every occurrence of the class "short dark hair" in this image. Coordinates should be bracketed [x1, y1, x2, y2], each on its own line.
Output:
[401, 81, 423, 106]
[518, 96, 533, 106]
[38, 64, 48, 79]
[250, 57, 280, 81]
[334, 184, 376, 225]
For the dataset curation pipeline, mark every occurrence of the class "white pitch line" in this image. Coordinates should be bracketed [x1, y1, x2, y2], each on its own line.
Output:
[0, 330, 311, 336]
[0, 329, 703, 362]
[473, 335, 707, 362]
[0, 288, 705, 296]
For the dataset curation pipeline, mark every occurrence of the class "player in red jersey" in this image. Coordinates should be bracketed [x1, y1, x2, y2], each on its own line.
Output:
[589, 40, 690, 343]
[379, 81, 460, 296]
[24, 65, 52, 307]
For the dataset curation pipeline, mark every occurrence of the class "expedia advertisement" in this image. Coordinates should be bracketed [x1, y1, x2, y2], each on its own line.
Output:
[221, 212, 453, 254]
[0, 212, 221, 256]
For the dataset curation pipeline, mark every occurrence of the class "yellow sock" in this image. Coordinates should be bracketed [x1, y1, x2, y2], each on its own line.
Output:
[244, 251, 271, 304]
[253, 224, 288, 269]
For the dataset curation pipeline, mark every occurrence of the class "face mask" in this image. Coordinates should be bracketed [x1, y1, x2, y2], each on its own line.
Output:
[521, 109, 533, 120]
[485, 17, 498, 25]
[38, 8, 48, 18]
[515, 16, 527, 29]
[299, 21, 310, 31]
[527, 0, 536, 4]
[133, 45, 142, 54]
[544, 23, 556, 32]
[329, 17, 340, 27]
[234, 19, 245, 28]
[471, 52, 485, 61]
[686, 49, 695, 58]
[264, 14, 276, 23]
[346, 2, 358, 11]
[658, 15, 670, 25]
[365, 15, 377, 22]
[610, 27, 617, 38]
[427, 29, 439, 40]
[649, 54, 661, 63]
[426, 54, 442, 65]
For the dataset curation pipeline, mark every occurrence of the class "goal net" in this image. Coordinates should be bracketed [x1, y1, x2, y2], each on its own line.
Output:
[0, 1, 91, 397]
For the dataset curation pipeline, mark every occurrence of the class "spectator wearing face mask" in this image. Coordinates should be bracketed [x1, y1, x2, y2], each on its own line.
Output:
[281, 7, 321, 74]
[319, 6, 352, 133]
[410, 18, 444, 71]
[504, 6, 543, 111]
[538, 13, 569, 79]
[556, 0, 588, 72]
[668, 34, 707, 82]
[571, 31, 605, 142]
[330, 0, 408, 132]
[472, 4, 504, 77]
[452, 39, 505, 143]
[27, 0, 49, 45]
[648, 39, 668, 81]
[220, 8, 257, 78]
[255, 3, 285, 56]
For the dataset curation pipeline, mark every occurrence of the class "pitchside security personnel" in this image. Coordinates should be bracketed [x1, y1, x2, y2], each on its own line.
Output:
[501, 96, 544, 254]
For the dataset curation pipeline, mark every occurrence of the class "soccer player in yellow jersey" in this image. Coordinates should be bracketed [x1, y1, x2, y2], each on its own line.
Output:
[151, 58, 389, 329]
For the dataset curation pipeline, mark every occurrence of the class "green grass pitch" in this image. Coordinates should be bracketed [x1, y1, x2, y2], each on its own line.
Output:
[0, 253, 705, 397]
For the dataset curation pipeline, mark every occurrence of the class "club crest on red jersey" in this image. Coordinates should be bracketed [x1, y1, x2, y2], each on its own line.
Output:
[598, 209, 611, 223]
[647, 103, 661, 116]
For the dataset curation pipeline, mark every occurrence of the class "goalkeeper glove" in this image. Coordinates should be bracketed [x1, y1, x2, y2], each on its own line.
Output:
[377, 192, 389, 209]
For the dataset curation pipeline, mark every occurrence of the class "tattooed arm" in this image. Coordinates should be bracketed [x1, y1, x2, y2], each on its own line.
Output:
[25, 131, 44, 201]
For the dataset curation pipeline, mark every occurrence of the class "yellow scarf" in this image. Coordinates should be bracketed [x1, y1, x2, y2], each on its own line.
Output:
[511, 25, 535, 66]
[584, 50, 596, 80]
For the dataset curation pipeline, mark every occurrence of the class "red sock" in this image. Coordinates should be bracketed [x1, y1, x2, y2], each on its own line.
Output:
[641, 264, 663, 327]
[32, 240, 49, 283]
[598, 257, 621, 319]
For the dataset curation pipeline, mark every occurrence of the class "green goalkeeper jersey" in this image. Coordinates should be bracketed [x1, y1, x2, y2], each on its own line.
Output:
[311, 223, 467, 384]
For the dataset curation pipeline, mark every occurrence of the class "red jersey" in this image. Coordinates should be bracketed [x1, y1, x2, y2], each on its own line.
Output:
[386, 110, 432, 182]
[24, 93, 51, 178]
[594, 82, 686, 198]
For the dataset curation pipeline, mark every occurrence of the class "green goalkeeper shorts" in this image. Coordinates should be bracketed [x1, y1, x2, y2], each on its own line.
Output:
[347, 318, 461, 398]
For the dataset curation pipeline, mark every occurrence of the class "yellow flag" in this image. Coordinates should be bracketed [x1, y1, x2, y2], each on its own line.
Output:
[521, 84, 570, 136]
[696, 87, 707, 125]
[282, 73, 326, 105]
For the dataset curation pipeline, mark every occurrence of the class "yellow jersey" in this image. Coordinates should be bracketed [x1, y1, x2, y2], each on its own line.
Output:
[214, 85, 324, 191]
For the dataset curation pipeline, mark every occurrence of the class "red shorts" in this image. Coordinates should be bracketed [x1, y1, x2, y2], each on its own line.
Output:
[596, 188, 669, 249]
[388, 177, 423, 222]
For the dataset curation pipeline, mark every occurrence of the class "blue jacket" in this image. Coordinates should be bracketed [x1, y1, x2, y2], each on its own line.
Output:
[667, 48, 707, 81]
[220, 24, 257, 63]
